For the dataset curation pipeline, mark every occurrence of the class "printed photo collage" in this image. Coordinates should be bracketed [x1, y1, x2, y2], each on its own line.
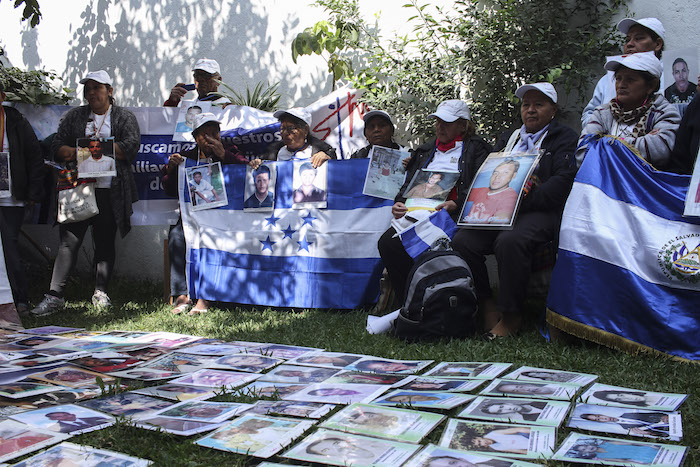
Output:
[0, 325, 689, 466]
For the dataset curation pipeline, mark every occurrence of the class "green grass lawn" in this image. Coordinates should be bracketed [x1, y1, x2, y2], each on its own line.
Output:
[16, 273, 700, 466]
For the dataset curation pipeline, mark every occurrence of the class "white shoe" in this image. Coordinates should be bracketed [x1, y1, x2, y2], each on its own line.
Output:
[91, 290, 112, 309]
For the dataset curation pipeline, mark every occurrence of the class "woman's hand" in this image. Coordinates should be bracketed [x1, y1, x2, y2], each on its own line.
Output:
[249, 158, 262, 170]
[311, 151, 331, 168]
[435, 200, 457, 213]
[57, 145, 77, 162]
[201, 134, 225, 160]
[392, 202, 408, 219]
[168, 153, 184, 169]
[402, 156, 412, 169]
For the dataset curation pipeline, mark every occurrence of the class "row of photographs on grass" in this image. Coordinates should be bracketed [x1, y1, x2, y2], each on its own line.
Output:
[0, 325, 689, 466]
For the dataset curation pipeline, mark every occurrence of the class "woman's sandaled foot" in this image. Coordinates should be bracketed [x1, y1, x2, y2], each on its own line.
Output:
[486, 313, 522, 338]
[188, 299, 209, 316]
[170, 296, 191, 315]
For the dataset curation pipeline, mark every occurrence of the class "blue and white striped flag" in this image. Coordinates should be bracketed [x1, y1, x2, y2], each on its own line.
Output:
[547, 136, 700, 361]
[399, 209, 457, 259]
[180, 159, 393, 309]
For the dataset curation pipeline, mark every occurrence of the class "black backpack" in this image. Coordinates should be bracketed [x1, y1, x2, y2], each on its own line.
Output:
[393, 249, 478, 341]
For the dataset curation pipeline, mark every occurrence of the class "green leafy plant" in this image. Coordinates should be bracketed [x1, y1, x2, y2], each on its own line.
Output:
[0, 67, 73, 105]
[296, 0, 624, 141]
[210, 81, 281, 111]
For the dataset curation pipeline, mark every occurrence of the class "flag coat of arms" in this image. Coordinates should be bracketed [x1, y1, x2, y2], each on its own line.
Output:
[547, 136, 700, 361]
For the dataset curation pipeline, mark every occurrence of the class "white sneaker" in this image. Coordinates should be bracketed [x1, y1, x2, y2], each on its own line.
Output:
[29, 295, 65, 317]
[91, 290, 112, 309]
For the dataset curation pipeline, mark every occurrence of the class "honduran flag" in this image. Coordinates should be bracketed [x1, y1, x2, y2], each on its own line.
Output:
[399, 209, 457, 259]
[547, 136, 700, 361]
[180, 159, 393, 309]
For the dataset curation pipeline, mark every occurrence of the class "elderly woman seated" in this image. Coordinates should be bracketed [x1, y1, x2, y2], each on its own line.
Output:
[377, 99, 492, 301]
[452, 83, 578, 338]
[576, 51, 680, 169]
[252, 107, 337, 169]
[350, 110, 403, 158]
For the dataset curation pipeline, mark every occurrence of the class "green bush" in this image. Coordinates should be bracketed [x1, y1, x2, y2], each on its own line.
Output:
[0, 66, 73, 105]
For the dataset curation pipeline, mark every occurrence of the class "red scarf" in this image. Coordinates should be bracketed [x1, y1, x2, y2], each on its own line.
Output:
[436, 134, 463, 152]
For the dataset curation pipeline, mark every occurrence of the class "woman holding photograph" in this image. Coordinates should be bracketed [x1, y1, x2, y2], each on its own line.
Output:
[350, 110, 403, 158]
[31, 71, 140, 316]
[378, 99, 492, 300]
[452, 83, 577, 339]
[576, 52, 680, 169]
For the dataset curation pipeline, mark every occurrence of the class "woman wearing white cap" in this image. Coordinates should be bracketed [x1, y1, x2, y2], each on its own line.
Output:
[581, 17, 665, 127]
[377, 99, 492, 301]
[452, 83, 578, 339]
[254, 108, 337, 168]
[31, 70, 140, 316]
[576, 52, 680, 169]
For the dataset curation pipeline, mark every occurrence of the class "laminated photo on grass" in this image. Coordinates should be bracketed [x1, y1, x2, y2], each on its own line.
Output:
[243, 400, 335, 419]
[567, 403, 682, 441]
[186, 162, 228, 211]
[579, 383, 687, 411]
[406, 443, 543, 467]
[258, 364, 340, 384]
[502, 366, 598, 386]
[239, 381, 309, 399]
[345, 357, 433, 375]
[424, 362, 512, 379]
[195, 414, 314, 458]
[403, 169, 460, 211]
[139, 352, 215, 374]
[11, 441, 152, 467]
[372, 390, 475, 410]
[285, 351, 365, 369]
[78, 393, 173, 420]
[552, 432, 688, 466]
[283, 428, 421, 466]
[285, 382, 388, 405]
[107, 368, 180, 381]
[22, 326, 84, 336]
[256, 344, 321, 359]
[177, 343, 258, 356]
[480, 379, 580, 401]
[76, 137, 116, 178]
[206, 354, 284, 373]
[27, 366, 115, 388]
[169, 369, 260, 389]
[0, 382, 64, 399]
[324, 371, 414, 387]
[10, 404, 115, 435]
[320, 403, 445, 443]
[362, 145, 412, 200]
[439, 419, 556, 460]
[134, 416, 226, 436]
[398, 376, 485, 393]
[458, 396, 570, 427]
[131, 383, 218, 402]
[7, 387, 103, 411]
[150, 400, 252, 424]
[0, 419, 70, 464]
[459, 152, 541, 229]
[68, 355, 142, 373]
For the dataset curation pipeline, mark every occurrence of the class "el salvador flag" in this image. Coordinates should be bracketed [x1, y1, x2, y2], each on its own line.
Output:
[547, 136, 700, 361]
[399, 209, 457, 259]
[179, 159, 393, 309]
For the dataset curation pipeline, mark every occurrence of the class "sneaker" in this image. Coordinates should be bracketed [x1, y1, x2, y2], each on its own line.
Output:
[29, 295, 65, 317]
[91, 290, 112, 309]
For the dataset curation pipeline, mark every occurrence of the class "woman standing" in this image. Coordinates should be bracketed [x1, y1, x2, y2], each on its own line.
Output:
[31, 70, 140, 316]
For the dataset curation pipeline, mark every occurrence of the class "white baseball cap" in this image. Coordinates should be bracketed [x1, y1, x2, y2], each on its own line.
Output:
[363, 110, 394, 127]
[515, 82, 558, 104]
[192, 59, 221, 75]
[192, 112, 222, 133]
[273, 107, 313, 127]
[604, 51, 663, 78]
[79, 70, 112, 86]
[428, 99, 471, 122]
[617, 17, 665, 40]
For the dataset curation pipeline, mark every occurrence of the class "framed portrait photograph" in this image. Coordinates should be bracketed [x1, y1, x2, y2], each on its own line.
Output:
[186, 162, 228, 211]
[173, 100, 212, 142]
[76, 137, 116, 179]
[362, 146, 412, 200]
[292, 160, 328, 209]
[458, 152, 541, 229]
[403, 169, 460, 211]
[244, 163, 276, 211]
[663, 48, 698, 105]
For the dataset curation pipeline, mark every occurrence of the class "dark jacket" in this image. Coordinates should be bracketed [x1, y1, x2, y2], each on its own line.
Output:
[397, 135, 492, 209]
[162, 145, 247, 198]
[350, 141, 402, 159]
[3, 105, 44, 202]
[264, 135, 338, 160]
[493, 119, 578, 214]
[669, 92, 700, 175]
[51, 105, 140, 237]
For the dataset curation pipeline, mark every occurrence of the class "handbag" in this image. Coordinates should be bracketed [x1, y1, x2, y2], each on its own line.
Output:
[56, 168, 99, 223]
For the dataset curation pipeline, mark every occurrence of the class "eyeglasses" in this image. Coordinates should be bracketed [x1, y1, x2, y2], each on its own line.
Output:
[280, 125, 302, 133]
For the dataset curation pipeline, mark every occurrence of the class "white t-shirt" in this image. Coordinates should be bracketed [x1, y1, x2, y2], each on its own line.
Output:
[487, 432, 529, 451]
[0, 121, 23, 207]
[85, 108, 114, 188]
[78, 156, 116, 183]
[277, 145, 312, 161]
[426, 142, 462, 172]
[191, 178, 215, 201]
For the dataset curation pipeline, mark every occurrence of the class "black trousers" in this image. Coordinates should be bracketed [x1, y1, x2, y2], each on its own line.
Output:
[0, 207, 27, 303]
[451, 211, 559, 315]
[168, 217, 188, 298]
[377, 227, 414, 301]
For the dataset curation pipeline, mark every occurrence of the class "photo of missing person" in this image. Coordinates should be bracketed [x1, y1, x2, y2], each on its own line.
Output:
[363, 146, 412, 200]
[243, 163, 276, 211]
[403, 170, 459, 201]
[0, 152, 10, 197]
[292, 161, 328, 209]
[186, 162, 228, 211]
[173, 101, 213, 143]
[663, 48, 698, 105]
[568, 403, 681, 441]
[459, 153, 540, 228]
[552, 433, 688, 466]
[76, 137, 116, 178]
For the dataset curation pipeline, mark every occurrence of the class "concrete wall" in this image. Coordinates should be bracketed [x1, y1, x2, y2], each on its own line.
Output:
[1, 0, 694, 284]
